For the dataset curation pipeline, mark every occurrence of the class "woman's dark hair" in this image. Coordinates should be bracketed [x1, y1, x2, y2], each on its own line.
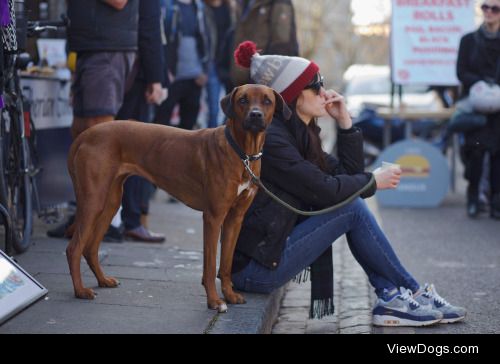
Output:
[288, 100, 328, 172]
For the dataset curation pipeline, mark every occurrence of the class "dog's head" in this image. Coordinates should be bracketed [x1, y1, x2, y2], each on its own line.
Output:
[220, 84, 292, 133]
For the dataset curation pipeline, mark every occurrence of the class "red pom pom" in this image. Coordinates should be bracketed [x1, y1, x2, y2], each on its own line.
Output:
[234, 41, 258, 68]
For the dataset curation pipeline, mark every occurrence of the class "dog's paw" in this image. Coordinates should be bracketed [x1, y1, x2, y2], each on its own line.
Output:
[224, 292, 246, 305]
[75, 288, 97, 300]
[98, 276, 120, 288]
[208, 298, 228, 313]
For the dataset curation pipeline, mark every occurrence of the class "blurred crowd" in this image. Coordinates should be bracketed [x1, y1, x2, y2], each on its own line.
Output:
[47, 0, 300, 242]
[16, 0, 499, 243]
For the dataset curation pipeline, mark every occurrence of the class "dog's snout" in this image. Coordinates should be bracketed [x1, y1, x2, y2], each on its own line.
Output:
[249, 109, 263, 119]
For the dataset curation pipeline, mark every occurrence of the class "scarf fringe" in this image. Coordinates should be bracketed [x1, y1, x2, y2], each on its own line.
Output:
[292, 267, 310, 283]
[309, 298, 335, 319]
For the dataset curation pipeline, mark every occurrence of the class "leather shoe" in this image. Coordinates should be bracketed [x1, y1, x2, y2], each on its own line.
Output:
[103, 224, 124, 243]
[124, 225, 166, 243]
[47, 214, 75, 238]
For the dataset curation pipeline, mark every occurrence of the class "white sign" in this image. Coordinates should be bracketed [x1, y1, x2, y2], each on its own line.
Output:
[20, 76, 73, 130]
[391, 0, 476, 85]
[0, 250, 48, 325]
[36, 38, 67, 68]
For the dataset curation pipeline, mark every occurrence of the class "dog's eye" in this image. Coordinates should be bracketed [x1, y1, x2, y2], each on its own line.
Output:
[263, 98, 272, 105]
[238, 97, 248, 104]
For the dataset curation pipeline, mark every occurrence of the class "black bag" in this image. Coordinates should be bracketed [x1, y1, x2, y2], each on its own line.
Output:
[448, 109, 487, 133]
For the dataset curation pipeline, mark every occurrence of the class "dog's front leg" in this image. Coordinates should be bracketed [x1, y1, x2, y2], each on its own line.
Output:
[219, 207, 248, 305]
[202, 213, 227, 313]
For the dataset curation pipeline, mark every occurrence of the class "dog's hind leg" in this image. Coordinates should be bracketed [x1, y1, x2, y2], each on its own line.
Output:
[66, 227, 94, 299]
[66, 210, 103, 299]
[83, 177, 125, 289]
[66, 162, 118, 299]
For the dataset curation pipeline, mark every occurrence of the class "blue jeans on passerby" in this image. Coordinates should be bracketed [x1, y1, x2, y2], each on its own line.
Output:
[231, 198, 420, 298]
[206, 62, 222, 128]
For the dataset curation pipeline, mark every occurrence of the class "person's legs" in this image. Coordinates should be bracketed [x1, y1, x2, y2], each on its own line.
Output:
[206, 63, 222, 128]
[121, 176, 165, 243]
[122, 176, 142, 231]
[231, 198, 442, 326]
[49, 52, 134, 239]
[489, 150, 500, 219]
[232, 198, 418, 296]
[116, 77, 164, 242]
[178, 80, 202, 130]
[154, 81, 183, 126]
[344, 204, 420, 296]
[463, 141, 486, 217]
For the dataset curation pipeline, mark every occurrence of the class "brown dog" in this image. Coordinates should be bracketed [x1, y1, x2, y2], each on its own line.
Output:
[65, 84, 291, 312]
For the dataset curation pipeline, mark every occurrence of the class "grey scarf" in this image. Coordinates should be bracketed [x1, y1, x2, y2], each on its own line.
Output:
[479, 23, 500, 40]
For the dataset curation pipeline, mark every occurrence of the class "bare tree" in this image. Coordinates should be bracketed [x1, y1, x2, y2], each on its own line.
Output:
[293, 0, 390, 88]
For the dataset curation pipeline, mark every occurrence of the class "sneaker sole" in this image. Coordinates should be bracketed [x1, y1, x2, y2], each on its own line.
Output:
[440, 315, 466, 324]
[373, 315, 442, 327]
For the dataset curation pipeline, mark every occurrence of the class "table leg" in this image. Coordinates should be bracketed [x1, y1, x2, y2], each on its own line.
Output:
[450, 134, 459, 193]
[383, 119, 391, 148]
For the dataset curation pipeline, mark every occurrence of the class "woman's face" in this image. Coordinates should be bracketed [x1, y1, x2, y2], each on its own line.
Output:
[481, 0, 500, 26]
[295, 74, 328, 122]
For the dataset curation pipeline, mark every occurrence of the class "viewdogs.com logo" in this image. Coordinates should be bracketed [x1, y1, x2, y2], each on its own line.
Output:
[387, 343, 479, 357]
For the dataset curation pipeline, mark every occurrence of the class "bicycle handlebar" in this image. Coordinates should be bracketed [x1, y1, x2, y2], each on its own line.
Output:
[26, 16, 68, 37]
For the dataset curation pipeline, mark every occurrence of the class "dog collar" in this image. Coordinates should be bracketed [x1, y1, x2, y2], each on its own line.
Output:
[224, 126, 263, 162]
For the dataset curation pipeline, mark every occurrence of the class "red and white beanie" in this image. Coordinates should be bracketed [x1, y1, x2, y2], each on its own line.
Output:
[234, 41, 320, 104]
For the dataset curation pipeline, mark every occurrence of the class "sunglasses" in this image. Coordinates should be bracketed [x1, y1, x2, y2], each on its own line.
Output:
[481, 3, 500, 14]
[304, 74, 324, 94]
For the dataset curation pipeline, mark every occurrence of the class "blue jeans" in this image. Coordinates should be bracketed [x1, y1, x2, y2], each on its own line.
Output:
[206, 63, 222, 128]
[231, 198, 420, 298]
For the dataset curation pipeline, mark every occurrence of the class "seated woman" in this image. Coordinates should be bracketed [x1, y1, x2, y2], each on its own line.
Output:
[230, 41, 466, 327]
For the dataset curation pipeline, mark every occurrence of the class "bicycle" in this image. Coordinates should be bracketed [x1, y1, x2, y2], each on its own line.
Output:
[0, 3, 67, 254]
[0, 202, 13, 253]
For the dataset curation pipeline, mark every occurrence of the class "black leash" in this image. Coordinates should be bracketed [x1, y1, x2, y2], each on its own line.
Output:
[224, 126, 375, 216]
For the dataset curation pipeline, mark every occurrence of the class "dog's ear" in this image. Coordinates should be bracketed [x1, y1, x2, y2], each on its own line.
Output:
[220, 87, 239, 120]
[273, 90, 292, 121]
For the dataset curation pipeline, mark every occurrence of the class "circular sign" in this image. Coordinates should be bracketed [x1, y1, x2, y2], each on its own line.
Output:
[374, 139, 449, 208]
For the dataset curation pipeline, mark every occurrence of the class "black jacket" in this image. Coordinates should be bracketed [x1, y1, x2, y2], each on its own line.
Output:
[67, 0, 139, 52]
[136, 0, 164, 85]
[456, 27, 500, 152]
[457, 29, 500, 97]
[233, 115, 377, 271]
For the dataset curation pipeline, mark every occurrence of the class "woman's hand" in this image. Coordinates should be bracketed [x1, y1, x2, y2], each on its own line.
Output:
[324, 89, 352, 129]
[373, 165, 402, 190]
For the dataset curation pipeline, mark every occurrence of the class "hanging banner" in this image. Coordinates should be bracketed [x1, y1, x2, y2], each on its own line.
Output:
[391, 0, 476, 85]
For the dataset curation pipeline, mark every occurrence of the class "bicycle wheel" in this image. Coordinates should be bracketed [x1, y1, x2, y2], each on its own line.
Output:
[0, 134, 11, 252]
[1, 108, 33, 253]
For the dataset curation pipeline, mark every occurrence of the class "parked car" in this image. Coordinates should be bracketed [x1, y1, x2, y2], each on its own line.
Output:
[342, 65, 448, 166]
[342, 65, 445, 118]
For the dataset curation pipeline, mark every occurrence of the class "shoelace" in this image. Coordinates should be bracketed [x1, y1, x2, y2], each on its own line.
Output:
[399, 288, 420, 309]
[425, 284, 450, 307]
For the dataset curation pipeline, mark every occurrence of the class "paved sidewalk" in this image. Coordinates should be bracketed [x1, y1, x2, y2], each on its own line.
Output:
[0, 190, 284, 334]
